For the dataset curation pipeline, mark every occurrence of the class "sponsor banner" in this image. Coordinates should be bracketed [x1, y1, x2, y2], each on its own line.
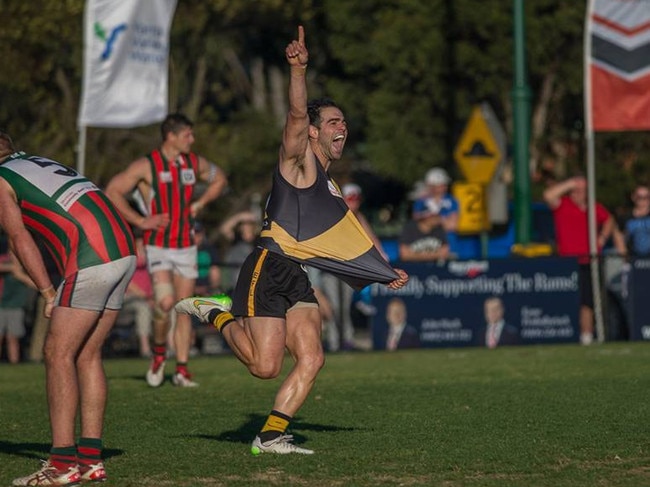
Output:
[588, 0, 650, 131]
[625, 258, 650, 341]
[370, 258, 580, 350]
[78, 0, 177, 128]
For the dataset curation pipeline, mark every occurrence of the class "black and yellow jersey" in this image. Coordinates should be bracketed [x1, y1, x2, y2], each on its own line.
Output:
[258, 160, 398, 290]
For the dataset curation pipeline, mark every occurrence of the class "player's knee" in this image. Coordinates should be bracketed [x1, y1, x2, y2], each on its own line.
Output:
[249, 360, 283, 379]
[153, 282, 175, 314]
[253, 352, 323, 381]
[161, 295, 176, 312]
[43, 339, 72, 366]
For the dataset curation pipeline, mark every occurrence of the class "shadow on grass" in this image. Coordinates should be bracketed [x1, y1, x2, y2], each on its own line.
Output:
[192, 413, 359, 445]
[108, 371, 169, 384]
[112, 373, 158, 383]
[0, 440, 123, 461]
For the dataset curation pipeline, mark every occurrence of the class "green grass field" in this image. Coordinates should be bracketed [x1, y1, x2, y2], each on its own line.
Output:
[1, 343, 649, 486]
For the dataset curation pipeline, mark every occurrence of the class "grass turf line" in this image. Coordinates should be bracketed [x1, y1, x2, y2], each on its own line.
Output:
[0, 343, 648, 486]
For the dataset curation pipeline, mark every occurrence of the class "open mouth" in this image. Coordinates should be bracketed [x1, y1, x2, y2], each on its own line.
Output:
[332, 133, 346, 152]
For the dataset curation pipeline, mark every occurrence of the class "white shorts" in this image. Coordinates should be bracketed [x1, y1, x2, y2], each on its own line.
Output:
[57, 256, 137, 312]
[145, 245, 198, 279]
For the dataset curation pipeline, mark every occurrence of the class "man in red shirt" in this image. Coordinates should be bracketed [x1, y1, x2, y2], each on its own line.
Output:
[543, 175, 619, 345]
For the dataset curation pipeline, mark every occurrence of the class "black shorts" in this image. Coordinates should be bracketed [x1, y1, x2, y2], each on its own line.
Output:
[579, 263, 594, 309]
[232, 247, 317, 318]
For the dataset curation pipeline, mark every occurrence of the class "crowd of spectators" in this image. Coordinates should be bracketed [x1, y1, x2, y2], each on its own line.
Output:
[1, 165, 647, 362]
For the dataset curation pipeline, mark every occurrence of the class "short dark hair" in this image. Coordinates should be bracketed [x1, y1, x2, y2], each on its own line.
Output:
[160, 113, 193, 141]
[307, 98, 340, 128]
[0, 131, 16, 159]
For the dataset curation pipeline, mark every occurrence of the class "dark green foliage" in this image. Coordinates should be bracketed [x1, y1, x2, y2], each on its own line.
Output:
[1, 1, 650, 220]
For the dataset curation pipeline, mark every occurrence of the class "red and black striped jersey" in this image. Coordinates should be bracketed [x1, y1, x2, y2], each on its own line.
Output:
[142, 149, 199, 248]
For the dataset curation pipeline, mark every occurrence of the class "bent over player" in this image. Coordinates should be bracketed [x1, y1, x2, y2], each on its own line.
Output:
[0, 131, 136, 485]
[176, 26, 408, 455]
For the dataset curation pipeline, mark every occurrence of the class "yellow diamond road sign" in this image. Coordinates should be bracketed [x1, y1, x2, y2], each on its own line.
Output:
[454, 105, 501, 184]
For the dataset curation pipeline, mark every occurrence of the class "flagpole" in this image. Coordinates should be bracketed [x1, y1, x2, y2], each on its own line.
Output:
[77, 125, 87, 176]
[584, 0, 605, 344]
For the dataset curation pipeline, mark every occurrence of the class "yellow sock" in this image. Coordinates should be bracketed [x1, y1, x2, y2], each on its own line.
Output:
[259, 410, 291, 442]
[208, 310, 236, 332]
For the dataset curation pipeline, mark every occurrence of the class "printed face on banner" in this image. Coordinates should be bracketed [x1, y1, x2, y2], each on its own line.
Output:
[369, 258, 580, 350]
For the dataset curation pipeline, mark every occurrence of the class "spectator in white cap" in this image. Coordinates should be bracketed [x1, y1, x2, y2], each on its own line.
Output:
[413, 167, 459, 233]
[399, 197, 450, 262]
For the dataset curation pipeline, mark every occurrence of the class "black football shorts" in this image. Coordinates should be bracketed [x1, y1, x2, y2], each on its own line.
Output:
[232, 247, 317, 318]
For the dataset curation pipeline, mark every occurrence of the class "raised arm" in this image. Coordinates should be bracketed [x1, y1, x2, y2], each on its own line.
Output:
[279, 26, 313, 187]
[543, 178, 578, 210]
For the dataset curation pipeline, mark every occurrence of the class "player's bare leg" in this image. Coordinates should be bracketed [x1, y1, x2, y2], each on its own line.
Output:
[250, 306, 323, 454]
[272, 306, 324, 415]
[45, 307, 102, 447]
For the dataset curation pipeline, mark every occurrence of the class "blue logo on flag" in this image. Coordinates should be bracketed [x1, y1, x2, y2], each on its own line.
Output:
[94, 22, 128, 61]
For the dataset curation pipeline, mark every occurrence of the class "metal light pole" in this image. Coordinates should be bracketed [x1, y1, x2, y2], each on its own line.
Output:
[512, 0, 532, 244]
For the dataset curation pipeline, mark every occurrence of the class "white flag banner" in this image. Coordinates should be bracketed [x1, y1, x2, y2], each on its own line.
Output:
[78, 0, 177, 128]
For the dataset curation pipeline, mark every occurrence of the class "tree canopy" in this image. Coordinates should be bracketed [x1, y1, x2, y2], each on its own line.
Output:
[1, 0, 648, 227]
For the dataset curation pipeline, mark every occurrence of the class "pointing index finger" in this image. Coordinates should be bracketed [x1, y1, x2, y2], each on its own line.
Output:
[298, 25, 305, 45]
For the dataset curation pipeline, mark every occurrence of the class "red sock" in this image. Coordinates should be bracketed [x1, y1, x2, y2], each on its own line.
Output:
[176, 363, 189, 377]
[50, 446, 77, 471]
[77, 438, 102, 467]
[152, 344, 166, 365]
